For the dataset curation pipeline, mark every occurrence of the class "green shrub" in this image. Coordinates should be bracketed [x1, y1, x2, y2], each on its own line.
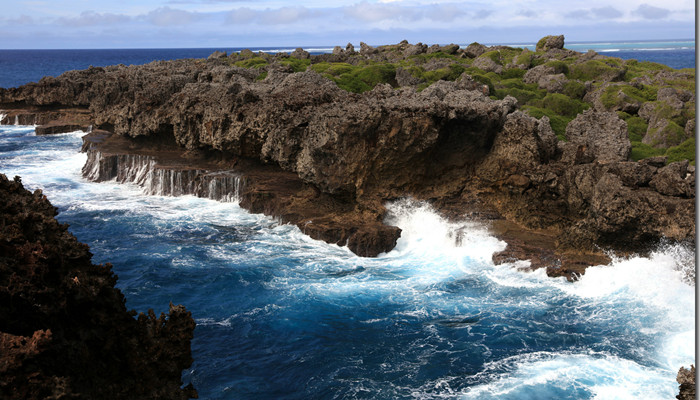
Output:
[256, 71, 268, 81]
[515, 52, 535, 68]
[568, 60, 624, 81]
[494, 87, 541, 105]
[470, 74, 495, 94]
[499, 78, 539, 91]
[623, 115, 648, 142]
[234, 57, 268, 69]
[600, 84, 657, 110]
[630, 141, 665, 161]
[332, 63, 397, 93]
[530, 93, 589, 118]
[502, 68, 526, 79]
[545, 60, 569, 74]
[522, 106, 571, 139]
[624, 60, 672, 80]
[665, 137, 696, 164]
[479, 50, 502, 64]
[562, 80, 587, 99]
[279, 58, 311, 73]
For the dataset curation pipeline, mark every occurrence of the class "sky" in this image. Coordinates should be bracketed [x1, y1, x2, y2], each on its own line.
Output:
[0, 0, 695, 49]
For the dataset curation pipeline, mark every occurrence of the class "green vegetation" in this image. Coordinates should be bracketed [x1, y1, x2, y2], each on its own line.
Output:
[562, 80, 586, 99]
[234, 57, 268, 69]
[617, 112, 649, 142]
[224, 44, 694, 163]
[521, 106, 571, 140]
[600, 84, 656, 109]
[279, 58, 311, 73]
[529, 93, 589, 118]
[666, 137, 696, 165]
[630, 142, 665, 161]
[624, 59, 672, 80]
[545, 60, 569, 75]
[310, 62, 396, 93]
[567, 60, 624, 81]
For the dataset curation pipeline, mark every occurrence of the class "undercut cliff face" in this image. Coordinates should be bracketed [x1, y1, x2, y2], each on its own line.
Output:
[0, 174, 197, 399]
[0, 39, 695, 276]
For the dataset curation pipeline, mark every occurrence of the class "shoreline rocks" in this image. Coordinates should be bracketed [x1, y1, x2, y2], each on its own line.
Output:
[0, 37, 695, 276]
[0, 174, 197, 399]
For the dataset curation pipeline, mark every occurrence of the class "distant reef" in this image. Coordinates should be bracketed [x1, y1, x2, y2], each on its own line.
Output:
[0, 35, 695, 278]
[0, 174, 197, 399]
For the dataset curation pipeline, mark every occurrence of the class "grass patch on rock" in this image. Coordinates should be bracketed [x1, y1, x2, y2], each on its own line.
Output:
[665, 137, 696, 165]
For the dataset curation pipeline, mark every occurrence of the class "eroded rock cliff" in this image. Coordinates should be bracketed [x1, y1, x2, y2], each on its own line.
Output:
[0, 174, 197, 399]
[0, 38, 695, 275]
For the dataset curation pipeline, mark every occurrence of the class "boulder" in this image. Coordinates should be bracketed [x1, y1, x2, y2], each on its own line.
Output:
[207, 50, 227, 60]
[565, 110, 630, 163]
[536, 35, 565, 51]
[464, 42, 487, 58]
[359, 42, 378, 56]
[649, 161, 694, 197]
[473, 56, 503, 74]
[677, 365, 696, 400]
[290, 47, 310, 59]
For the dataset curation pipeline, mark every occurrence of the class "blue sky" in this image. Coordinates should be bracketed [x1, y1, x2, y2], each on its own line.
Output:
[0, 0, 695, 49]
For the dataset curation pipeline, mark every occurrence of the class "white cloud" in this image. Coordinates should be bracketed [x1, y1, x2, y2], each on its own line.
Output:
[634, 4, 671, 19]
[58, 11, 132, 27]
[146, 7, 200, 26]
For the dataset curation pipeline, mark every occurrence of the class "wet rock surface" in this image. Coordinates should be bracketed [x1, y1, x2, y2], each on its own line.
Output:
[676, 365, 696, 400]
[0, 174, 197, 399]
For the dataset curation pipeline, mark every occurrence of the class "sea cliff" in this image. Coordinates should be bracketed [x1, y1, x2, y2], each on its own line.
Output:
[0, 174, 197, 399]
[0, 35, 695, 278]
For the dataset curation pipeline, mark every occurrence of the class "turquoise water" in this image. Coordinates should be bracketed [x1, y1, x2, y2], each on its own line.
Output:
[0, 124, 694, 399]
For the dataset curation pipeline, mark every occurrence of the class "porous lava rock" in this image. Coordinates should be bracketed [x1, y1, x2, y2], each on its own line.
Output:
[0, 174, 197, 399]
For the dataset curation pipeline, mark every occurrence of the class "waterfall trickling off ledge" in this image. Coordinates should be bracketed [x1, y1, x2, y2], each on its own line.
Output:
[82, 149, 242, 203]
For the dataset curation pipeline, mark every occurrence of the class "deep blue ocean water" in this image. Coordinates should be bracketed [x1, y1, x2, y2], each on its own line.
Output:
[0, 42, 696, 399]
[0, 40, 694, 89]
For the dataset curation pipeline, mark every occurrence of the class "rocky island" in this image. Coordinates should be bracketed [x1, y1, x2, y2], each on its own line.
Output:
[0, 35, 694, 277]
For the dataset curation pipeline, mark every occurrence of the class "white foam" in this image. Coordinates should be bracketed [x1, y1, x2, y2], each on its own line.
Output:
[461, 351, 678, 400]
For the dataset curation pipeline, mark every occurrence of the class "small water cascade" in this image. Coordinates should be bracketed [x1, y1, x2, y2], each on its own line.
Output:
[0, 112, 6, 125]
[14, 115, 19, 126]
[82, 149, 243, 203]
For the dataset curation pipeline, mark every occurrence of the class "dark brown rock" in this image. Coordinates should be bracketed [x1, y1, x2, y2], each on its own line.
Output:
[677, 365, 695, 400]
[649, 161, 694, 197]
[0, 46, 694, 272]
[0, 174, 196, 399]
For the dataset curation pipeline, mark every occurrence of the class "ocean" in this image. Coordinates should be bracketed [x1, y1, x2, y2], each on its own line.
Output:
[0, 42, 696, 399]
[0, 40, 694, 89]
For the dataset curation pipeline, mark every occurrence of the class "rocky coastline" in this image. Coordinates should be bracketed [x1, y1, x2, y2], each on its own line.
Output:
[0, 35, 695, 279]
[0, 174, 197, 399]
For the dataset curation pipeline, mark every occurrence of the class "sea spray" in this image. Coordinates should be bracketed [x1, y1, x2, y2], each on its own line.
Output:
[0, 125, 694, 399]
[82, 149, 243, 203]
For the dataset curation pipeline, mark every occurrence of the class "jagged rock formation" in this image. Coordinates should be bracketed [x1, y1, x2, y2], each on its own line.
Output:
[0, 36, 695, 275]
[677, 365, 696, 400]
[0, 174, 197, 399]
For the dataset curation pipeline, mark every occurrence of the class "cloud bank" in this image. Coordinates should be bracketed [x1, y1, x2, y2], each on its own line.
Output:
[1, 0, 694, 48]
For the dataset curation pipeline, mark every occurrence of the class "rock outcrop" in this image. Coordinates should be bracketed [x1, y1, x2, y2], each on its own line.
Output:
[677, 365, 696, 400]
[0, 174, 197, 399]
[0, 36, 694, 277]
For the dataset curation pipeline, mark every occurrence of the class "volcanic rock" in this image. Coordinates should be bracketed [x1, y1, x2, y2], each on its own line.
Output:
[0, 174, 197, 399]
[565, 109, 631, 163]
